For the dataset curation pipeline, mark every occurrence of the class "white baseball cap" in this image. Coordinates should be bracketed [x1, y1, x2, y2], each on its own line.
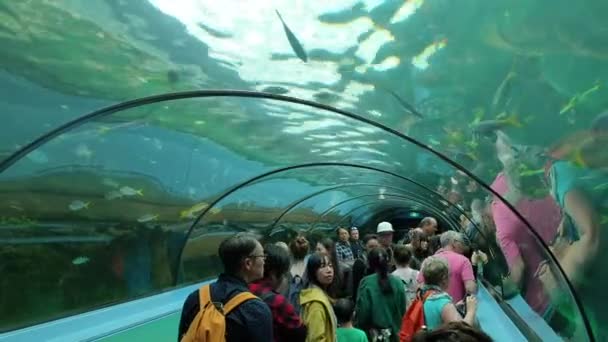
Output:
[377, 221, 394, 234]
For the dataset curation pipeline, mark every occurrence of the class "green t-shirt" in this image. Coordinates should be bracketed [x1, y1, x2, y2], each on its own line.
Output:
[337, 327, 367, 342]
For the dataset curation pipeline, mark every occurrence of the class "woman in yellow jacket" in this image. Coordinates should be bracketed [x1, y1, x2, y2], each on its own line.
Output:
[299, 252, 337, 342]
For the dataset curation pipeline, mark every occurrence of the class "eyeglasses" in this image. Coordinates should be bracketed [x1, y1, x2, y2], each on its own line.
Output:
[248, 254, 266, 260]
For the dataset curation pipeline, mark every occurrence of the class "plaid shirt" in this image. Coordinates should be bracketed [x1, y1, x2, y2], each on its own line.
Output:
[336, 240, 355, 264]
[249, 279, 306, 342]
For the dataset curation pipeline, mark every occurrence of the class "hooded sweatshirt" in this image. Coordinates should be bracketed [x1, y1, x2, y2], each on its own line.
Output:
[299, 285, 337, 342]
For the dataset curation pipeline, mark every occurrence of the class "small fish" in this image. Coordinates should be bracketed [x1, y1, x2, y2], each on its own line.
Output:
[102, 178, 120, 188]
[26, 150, 49, 164]
[559, 96, 578, 115]
[75, 144, 93, 159]
[104, 190, 124, 200]
[385, 89, 424, 118]
[443, 128, 466, 146]
[560, 84, 601, 115]
[471, 114, 521, 135]
[9, 205, 24, 211]
[180, 202, 209, 219]
[593, 183, 608, 191]
[72, 256, 90, 265]
[519, 168, 545, 177]
[97, 126, 111, 134]
[471, 107, 485, 125]
[137, 213, 159, 223]
[69, 200, 90, 211]
[275, 10, 308, 62]
[152, 138, 163, 150]
[119, 186, 143, 197]
[262, 86, 289, 95]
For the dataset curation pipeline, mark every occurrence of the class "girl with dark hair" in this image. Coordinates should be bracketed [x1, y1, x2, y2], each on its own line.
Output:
[316, 238, 345, 298]
[299, 253, 338, 342]
[355, 248, 407, 342]
[351, 234, 380, 300]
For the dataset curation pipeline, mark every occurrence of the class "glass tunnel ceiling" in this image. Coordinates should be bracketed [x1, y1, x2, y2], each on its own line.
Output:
[1, 0, 606, 340]
[3, 0, 608, 169]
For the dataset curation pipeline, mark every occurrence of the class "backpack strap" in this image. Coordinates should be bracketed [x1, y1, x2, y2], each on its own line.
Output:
[199, 284, 212, 308]
[419, 289, 437, 302]
[224, 292, 258, 315]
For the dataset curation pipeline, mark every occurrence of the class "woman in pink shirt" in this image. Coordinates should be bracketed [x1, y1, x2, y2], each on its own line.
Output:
[491, 131, 561, 318]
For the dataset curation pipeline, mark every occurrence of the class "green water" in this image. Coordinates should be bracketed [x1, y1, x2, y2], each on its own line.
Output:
[1, 0, 607, 340]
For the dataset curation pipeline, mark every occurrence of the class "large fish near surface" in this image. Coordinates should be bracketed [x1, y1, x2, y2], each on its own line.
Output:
[275, 10, 308, 62]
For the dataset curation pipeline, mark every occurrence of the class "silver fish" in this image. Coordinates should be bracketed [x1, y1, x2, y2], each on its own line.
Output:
[69, 200, 90, 211]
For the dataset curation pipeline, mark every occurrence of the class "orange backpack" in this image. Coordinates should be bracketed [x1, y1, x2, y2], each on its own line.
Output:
[398, 289, 437, 342]
[181, 284, 258, 342]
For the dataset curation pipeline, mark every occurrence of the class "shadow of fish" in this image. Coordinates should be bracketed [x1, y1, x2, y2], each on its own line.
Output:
[262, 86, 289, 95]
[197, 22, 233, 39]
[276, 10, 308, 62]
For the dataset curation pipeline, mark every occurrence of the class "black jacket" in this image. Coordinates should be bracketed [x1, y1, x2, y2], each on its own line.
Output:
[178, 273, 273, 342]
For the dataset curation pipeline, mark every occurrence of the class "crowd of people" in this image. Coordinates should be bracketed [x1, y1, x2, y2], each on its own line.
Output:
[177, 218, 492, 342]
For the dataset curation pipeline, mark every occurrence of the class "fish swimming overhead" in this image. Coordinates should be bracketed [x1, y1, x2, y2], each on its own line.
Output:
[119, 186, 143, 197]
[471, 114, 522, 136]
[262, 85, 289, 95]
[72, 256, 90, 265]
[137, 213, 159, 223]
[275, 10, 308, 62]
[180, 202, 209, 219]
[69, 200, 90, 211]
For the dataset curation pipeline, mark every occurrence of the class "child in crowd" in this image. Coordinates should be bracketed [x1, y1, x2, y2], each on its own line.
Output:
[334, 298, 367, 342]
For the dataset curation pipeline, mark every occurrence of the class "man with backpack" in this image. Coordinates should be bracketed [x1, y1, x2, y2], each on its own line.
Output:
[178, 233, 273, 342]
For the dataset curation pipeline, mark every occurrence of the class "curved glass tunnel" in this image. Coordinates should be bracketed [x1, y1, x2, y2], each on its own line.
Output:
[2, 0, 608, 340]
[0, 94, 592, 341]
